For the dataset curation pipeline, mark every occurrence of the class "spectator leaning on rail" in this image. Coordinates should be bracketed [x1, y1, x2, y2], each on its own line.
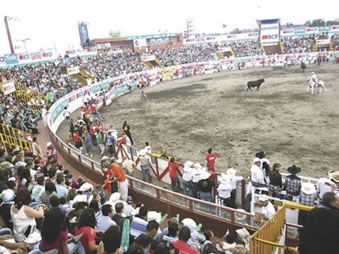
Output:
[217, 173, 233, 207]
[139, 149, 152, 183]
[197, 171, 214, 203]
[182, 161, 194, 197]
[298, 182, 317, 226]
[226, 167, 243, 208]
[250, 158, 267, 188]
[268, 163, 283, 197]
[284, 165, 302, 198]
[298, 192, 339, 254]
[168, 158, 181, 193]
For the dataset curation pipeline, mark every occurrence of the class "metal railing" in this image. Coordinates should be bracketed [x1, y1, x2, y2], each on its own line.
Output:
[250, 202, 313, 254]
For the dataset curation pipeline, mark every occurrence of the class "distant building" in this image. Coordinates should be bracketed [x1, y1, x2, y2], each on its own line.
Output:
[90, 33, 183, 52]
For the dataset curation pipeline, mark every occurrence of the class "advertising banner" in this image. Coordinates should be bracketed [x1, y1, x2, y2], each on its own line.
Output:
[4, 54, 19, 65]
[133, 39, 147, 48]
[1, 81, 16, 95]
[260, 24, 280, 44]
[67, 66, 80, 75]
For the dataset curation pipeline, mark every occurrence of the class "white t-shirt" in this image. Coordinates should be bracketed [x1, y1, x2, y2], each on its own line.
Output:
[182, 166, 193, 182]
[251, 165, 265, 184]
[217, 183, 232, 199]
[260, 202, 276, 219]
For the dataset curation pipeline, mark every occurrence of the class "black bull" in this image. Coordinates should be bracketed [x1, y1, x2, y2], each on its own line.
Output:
[246, 79, 265, 92]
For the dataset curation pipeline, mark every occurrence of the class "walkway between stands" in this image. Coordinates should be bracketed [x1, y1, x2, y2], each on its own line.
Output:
[35, 120, 93, 183]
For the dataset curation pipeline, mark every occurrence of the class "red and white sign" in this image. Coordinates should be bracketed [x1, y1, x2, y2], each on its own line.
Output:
[260, 24, 279, 44]
[1, 81, 16, 95]
[133, 39, 147, 48]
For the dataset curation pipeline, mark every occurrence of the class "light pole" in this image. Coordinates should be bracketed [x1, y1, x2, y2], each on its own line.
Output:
[15, 38, 30, 53]
[4, 16, 14, 54]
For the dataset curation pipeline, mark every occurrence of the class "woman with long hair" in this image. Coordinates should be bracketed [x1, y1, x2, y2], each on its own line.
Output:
[10, 188, 44, 242]
[41, 207, 84, 254]
[75, 208, 99, 254]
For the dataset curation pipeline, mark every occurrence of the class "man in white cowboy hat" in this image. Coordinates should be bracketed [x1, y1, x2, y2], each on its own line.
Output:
[191, 163, 204, 198]
[251, 158, 267, 188]
[254, 194, 276, 220]
[227, 168, 243, 208]
[316, 176, 336, 200]
[217, 174, 233, 207]
[182, 161, 194, 197]
[139, 149, 152, 183]
[197, 171, 214, 202]
[298, 182, 317, 225]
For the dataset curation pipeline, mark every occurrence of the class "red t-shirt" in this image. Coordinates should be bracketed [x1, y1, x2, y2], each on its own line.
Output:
[205, 153, 216, 166]
[89, 104, 96, 113]
[168, 161, 179, 179]
[111, 163, 126, 182]
[73, 131, 81, 142]
[42, 228, 68, 254]
[171, 240, 198, 254]
[75, 226, 96, 254]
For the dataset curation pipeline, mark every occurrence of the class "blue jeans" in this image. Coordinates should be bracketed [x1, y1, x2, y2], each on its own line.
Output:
[171, 177, 180, 192]
[0, 227, 11, 235]
[29, 242, 85, 254]
[200, 192, 213, 202]
[141, 165, 152, 183]
[182, 180, 192, 197]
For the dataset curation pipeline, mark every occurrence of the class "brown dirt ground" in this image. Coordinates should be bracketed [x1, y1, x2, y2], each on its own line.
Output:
[58, 63, 339, 179]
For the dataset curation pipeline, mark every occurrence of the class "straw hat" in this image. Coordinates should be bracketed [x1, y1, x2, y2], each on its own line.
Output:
[46, 142, 52, 147]
[259, 194, 269, 202]
[235, 209, 247, 221]
[328, 170, 339, 183]
[109, 192, 121, 203]
[182, 218, 197, 231]
[194, 163, 202, 170]
[79, 182, 94, 192]
[226, 168, 237, 176]
[147, 211, 161, 222]
[200, 171, 211, 180]
[253, 158, 261, 164]
[139, 149, 146, 156]
[301, 183, 316, 195]
[185, 161, 194, 167]
[219, 173, 231, 184]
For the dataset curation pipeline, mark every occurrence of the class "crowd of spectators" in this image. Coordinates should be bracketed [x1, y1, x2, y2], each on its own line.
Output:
[221, 41, 264, 57]
[1, 35, 339, 252]
[281, 35, 315, 54]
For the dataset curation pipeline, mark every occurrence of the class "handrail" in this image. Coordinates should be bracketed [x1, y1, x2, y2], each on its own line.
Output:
[50, 127, 259, 230]
[254, 238, 297, 252]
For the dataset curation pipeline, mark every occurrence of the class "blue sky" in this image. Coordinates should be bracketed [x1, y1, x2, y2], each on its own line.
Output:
[0, 0, 338, 54]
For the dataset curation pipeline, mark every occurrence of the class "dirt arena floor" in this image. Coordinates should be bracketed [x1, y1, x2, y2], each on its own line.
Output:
[58, 63, 339, 179]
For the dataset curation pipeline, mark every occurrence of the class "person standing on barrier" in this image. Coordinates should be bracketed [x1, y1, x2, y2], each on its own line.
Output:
[110, 160, 128, 202]
[168, 158, 181, 193]
[122, 121, 134, 145]
[198, 171, 215, 202]
[250, 158, 267, 188]
[139, 149, 152, 183]
[182, 161, 194, 197]
[217, 174, 233, 207]
[205, 148, 216, 177]
[192, 163, 203, 198]
[226, 168, 243, 208]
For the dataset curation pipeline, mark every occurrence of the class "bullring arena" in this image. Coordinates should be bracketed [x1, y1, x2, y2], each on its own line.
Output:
[58, 63, 339, 178]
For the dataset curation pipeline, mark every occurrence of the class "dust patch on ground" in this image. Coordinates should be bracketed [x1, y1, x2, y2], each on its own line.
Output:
[58, 63, 339, 178]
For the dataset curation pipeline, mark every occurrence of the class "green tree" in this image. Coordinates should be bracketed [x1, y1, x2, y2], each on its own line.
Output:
[230, 28, 241, 34]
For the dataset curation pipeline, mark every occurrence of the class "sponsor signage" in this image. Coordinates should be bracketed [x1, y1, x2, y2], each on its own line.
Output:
[133, 38, 147, 48]
[1, 81, 16, 95]
[4, 54, 18, 65]
[67, 66, 80, 75]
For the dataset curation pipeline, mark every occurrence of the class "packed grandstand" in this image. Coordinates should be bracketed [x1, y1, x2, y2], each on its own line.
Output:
[1, 18, 339, 254]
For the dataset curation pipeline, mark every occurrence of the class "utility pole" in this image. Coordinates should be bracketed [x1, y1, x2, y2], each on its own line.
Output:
[4, 16, 15, 54]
